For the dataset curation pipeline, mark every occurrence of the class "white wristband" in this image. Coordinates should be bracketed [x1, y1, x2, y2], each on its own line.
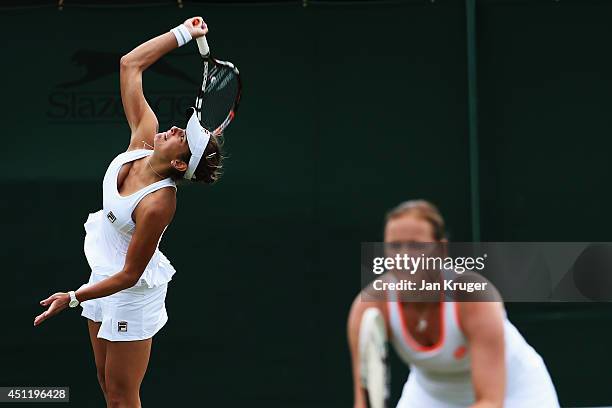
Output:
[170, 24, 192, 47]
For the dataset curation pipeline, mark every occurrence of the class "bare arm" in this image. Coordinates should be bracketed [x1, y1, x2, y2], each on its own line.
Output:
[34, 189, 176, 326]
[120, 33, 174, 150]
[76, 190, 176, 301]
[121, 17, 207, 150]
[460, 302, 506, 408]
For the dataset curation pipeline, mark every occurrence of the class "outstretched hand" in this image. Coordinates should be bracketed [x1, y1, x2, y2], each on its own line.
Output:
[183, 17, 208, 39]
[34, 292, 70, 326]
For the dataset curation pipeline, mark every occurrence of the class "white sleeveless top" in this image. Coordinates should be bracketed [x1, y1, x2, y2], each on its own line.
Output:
[387, 288, 560, 406]
[83, 149, 177, 288]
[388, 299, 474, 403]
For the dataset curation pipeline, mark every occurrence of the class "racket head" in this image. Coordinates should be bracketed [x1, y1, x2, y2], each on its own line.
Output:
[195, 57, 242, 137]
[359, 308, 390, 408]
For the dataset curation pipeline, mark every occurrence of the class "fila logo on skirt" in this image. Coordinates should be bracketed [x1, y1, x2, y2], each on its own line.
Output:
[118, 321, 128, 332]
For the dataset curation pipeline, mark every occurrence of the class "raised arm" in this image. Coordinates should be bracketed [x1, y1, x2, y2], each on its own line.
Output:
[34, 189, 176, 326]
[120, 17, 208, 151]
[459, 302, 506, 408]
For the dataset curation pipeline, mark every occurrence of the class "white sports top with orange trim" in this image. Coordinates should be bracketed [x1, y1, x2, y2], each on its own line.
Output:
[83, 149, 177, 288]
[387, 290, 560, 407]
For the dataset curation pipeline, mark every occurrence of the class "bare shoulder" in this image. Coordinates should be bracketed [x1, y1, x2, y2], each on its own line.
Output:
[456, 300, 505, 339]
[454, 271, 504, 319]
[458, 300, 503, 317]
[451, 270, 502, 302]
[133, 186, 177, 224]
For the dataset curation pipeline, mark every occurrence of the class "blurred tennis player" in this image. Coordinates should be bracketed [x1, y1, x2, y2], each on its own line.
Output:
[33, 17, 222, 407]
[348, 200, 560, 408]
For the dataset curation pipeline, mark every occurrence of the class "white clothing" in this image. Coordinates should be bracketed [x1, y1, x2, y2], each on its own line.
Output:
[83, 149, 177, 288]
[80, 149, 177, 341]
[388, 300, 560, 407]
[81, 273, 168, 341]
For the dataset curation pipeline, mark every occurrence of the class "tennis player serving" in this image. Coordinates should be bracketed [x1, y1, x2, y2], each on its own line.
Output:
[348, 200, 560, 408]
[34, 17, 222, 407]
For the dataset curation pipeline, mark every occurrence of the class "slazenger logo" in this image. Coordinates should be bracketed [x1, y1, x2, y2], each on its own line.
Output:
[47, 49, 199, 124]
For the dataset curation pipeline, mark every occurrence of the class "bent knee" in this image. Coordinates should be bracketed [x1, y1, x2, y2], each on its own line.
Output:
[106, 394, 138, 408]
[106, 390, 127, 408]
[106, 384, 138, 408]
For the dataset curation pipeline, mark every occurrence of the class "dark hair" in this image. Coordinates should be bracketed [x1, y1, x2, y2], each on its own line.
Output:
[385, 199, 446, 241]
[170, 135, 224, 184]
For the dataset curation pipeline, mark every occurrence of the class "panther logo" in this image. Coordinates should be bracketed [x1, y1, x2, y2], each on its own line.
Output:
[57, 49, 198, 89]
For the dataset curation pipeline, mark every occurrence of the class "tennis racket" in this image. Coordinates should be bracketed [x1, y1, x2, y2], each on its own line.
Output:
[192, 19, 242, 137]
[359, 308, 390, 408]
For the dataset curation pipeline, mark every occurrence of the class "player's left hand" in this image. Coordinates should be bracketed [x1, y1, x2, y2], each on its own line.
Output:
[34, 292, 70, 326]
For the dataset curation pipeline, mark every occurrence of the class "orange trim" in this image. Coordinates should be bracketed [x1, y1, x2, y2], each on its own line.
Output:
[453, 345, 467, 360]
[454, 302, 465, 335]
[395, 301, 445, 353]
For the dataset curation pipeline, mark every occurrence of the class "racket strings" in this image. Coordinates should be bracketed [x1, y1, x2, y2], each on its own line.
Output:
[199, 65, 240, 133]
[360, 309, 390, 408]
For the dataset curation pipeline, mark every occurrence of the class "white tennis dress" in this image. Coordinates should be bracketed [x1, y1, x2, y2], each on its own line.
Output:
[387, 298, 560, 408]
[80, 149, 177, 341]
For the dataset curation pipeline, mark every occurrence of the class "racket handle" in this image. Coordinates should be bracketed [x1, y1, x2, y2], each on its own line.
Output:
[196, 36, 210, 57]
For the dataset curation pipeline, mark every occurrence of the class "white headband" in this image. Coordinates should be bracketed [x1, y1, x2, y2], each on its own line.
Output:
[184, 108, 211, 180]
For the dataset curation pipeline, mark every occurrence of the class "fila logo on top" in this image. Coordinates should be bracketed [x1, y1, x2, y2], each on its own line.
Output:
[118, 321, 128, 332]
[107, 211, 116, 223]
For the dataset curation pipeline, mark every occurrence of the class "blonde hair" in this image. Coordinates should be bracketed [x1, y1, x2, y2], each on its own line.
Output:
[385, 199, 446, 241]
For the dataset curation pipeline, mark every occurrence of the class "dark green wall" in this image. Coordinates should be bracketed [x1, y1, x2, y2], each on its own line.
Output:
[1, 1, 610, 407]
[477, 1, 612, 405]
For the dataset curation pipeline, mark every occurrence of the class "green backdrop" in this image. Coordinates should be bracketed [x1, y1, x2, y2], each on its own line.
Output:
[1, 1, 610, 407]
